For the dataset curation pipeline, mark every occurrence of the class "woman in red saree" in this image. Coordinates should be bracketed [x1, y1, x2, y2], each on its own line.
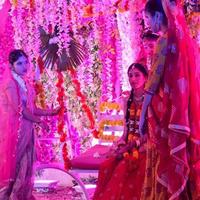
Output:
[0, 49, 60, 200]
[139, 0, 200, 199]
[93, 63, 148, 200]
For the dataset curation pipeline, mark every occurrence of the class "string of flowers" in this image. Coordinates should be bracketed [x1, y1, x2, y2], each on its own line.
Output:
[99, 101, 121, 112]
[0, 5, 14, 78]
[10, 0, 23, 49]
[34, 56, 46, 109]
[186, 12, 200, 46]
[129, 1, 145, 61]
[56, 71, 71, 170]
[114, 21, 123, 99]
[98, 119, 123, 141]
[55, 0, 70, 57]
[93, 1, 112, 102]
[68, 68, 98, 138]
[116, 10, 133, 91]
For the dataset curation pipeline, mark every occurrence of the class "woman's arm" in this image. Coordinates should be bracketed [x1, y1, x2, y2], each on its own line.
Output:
[23, 107, 49, 130]
[139, 93, 153, 135]
[33, 107, 60, 116]
[139, 35, 167, 135]
[22, 107, 41, 123]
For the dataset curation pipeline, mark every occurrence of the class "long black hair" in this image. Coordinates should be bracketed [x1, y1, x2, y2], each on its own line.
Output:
[9, 49, 28, 65]
[145, 0, 168, 26]
[125, 63, 148, 124]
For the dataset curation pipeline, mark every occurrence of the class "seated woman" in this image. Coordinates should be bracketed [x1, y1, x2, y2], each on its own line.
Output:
[93, 63, 148, 200]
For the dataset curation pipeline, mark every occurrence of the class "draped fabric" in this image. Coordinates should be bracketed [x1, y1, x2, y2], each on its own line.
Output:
[0, 69, 36, 199]
[93, 153, 146, 200]
[0, 69, 20, 189]
[142, 1, 200, 199]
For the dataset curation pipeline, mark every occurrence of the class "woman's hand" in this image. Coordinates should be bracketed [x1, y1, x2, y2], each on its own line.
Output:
[39, 121, 49, 131]
[50, 106, 62, 116]
[115, 138, 126, 147]
[115, 144, 132, 160]
[107, 139, 126, 158]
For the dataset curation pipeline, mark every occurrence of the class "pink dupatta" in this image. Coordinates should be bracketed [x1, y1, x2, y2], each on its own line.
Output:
[0, 68, 21, 188]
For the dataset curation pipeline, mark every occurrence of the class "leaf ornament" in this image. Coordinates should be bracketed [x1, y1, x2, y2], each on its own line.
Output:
[39, 26, 85, 71]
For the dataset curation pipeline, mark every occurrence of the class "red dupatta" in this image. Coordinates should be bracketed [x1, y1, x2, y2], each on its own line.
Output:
[157, 0, 200, 199]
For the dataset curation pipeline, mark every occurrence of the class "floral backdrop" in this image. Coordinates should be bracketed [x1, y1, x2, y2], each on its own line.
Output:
[0, 0, 199, 168]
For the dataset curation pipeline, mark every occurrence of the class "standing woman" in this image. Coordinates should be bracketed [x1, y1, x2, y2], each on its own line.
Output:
[0, 49, 59, 200]
[93, 63, 148, 200]
[139, 0, 200, 199]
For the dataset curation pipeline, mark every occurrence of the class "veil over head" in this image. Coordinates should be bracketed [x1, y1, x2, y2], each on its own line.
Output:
[158, 0, 200, 199]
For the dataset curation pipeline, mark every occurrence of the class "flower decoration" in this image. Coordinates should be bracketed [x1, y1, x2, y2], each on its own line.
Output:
[56, 71, 71, 170]
[34, 56, 46, 109]
[83, 4, 94, 17]
[68, 68, 97, 137]
[99, 101, 121, 112]
[186, 12, 200, 46]
[123, 148, 139, 161]
[98, 119, 123, 141]
[0, 0, 5, 10]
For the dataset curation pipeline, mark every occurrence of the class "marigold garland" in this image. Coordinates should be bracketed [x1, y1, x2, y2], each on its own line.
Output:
[68, 68, 97, 138]
[99, 101, 121, 112]
[98, 119, 123, 141]
[29, 0, 35, 11]
[123, 136, 139, 168]
[56, 71, 71, 170]
[35, 81, 46, 108]
[123, 148, 139, 160]
[34, 57, 46, 109]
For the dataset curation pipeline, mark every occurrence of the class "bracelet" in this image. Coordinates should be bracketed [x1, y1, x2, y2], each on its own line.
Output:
[135, 139, 140, 148]
[145, 90, 154, 95]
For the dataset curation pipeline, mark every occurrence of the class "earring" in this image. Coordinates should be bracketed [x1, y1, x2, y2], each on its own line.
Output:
[155, 20, 161, 32]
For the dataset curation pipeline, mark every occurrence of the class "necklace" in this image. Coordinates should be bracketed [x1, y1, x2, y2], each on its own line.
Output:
[133, 95, 144, 102]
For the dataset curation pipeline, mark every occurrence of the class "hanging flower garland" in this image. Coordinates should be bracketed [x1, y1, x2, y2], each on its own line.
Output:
[0, 2, 14, 79]
[98, 100, 123, 141]
[116, 10, 133, 91]
[56, 71, 71, 170]
[99, 101, 121, 112]
[186, 12, 200, 46]
[93, 1, 115, 102]
[34, 56, 46, 109]
[68, 68, 98, 138]
[98, 119, 123, 141]
[129, 1, 145, 61]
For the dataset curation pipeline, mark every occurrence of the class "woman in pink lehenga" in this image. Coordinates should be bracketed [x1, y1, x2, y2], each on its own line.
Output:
[139, 0, 200, 199]
[0, 49, 59, 200]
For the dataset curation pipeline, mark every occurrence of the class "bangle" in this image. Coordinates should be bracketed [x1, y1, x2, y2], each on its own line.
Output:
[135, 139, 140, 148]
[145, 90, 154, 95]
